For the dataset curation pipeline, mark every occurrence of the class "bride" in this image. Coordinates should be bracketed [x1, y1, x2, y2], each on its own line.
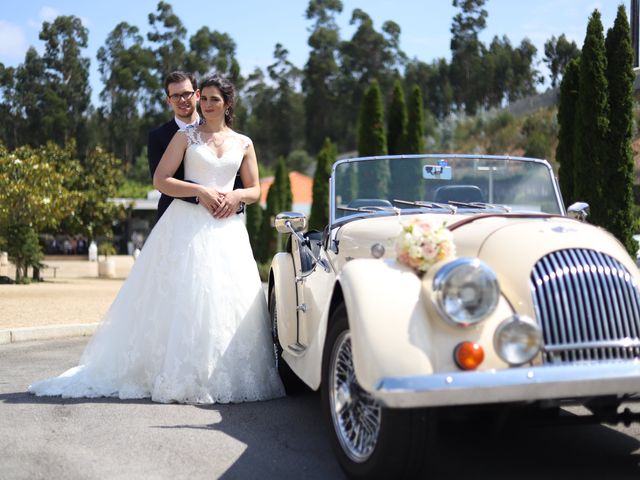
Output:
[28, 75, 285, 403]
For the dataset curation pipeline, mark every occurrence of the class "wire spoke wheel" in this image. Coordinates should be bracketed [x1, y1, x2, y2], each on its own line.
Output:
[329, 330, 382, 463]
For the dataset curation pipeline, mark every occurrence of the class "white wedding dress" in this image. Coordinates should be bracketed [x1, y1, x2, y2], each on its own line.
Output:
[29, 129, 285, 404]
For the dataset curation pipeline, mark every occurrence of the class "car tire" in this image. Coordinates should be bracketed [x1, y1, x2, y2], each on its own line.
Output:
[321, 303, 436, 479]
[269, 287, 309, 395]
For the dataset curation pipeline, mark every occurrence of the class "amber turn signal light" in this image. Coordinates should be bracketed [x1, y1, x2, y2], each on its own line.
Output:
[454, 342, 484, 370]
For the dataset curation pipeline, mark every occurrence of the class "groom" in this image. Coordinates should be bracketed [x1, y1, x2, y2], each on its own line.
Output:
[147, 71, 243, 221]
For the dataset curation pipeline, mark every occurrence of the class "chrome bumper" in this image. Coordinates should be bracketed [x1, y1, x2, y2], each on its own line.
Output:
[374, 361, 640, 408]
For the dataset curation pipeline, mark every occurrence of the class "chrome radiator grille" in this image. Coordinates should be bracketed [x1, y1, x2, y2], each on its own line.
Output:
[530, 249, 640, 364]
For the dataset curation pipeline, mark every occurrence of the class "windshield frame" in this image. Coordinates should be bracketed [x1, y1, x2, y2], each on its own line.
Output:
[328, 154, 564, 227]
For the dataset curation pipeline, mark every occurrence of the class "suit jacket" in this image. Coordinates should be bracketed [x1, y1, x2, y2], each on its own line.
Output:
[148, 119, 245, 221]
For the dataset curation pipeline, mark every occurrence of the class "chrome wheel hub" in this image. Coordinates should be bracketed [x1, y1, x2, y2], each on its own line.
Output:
[329, 330, 382, 463]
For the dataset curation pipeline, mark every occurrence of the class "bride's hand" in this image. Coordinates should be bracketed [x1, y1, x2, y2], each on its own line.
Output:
[214, 191, 241, 218]
[197, 186, 223, 215]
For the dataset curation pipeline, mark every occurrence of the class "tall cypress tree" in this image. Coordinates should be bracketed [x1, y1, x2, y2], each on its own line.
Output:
[387, 79, 407, 155]
[309, 137, 336, 230]
[245, 202, 263, 258]
[574, 10, 609, 227]
[402, 84, 427, 201]
[258, 157, 292, 262]
[388, 79, 408, 202]
[605, 5, 636, 255]
[556, 57, 580, 205]
[357, 79, 389, 198]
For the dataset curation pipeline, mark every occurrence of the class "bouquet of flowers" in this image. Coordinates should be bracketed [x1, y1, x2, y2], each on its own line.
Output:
[395, 219, 456, 274]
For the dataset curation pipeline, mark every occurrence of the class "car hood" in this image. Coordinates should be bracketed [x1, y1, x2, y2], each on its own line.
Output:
[451, 214, 639, 318]
[334, 213, 639, 319]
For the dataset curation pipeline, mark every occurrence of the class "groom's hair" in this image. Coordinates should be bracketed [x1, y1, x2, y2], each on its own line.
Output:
[163, 71, 198, 95]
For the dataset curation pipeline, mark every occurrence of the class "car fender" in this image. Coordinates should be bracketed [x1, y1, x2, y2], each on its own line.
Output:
[269, 252, 297, 350]
[338, 258, 514, 394]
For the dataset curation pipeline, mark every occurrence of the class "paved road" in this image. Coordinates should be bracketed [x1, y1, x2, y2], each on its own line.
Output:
[2, 338, 640, 479]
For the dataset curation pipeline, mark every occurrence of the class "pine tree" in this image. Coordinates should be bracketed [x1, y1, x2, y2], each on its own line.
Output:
[556, 58, 580, 205]
[574, 10, 609, 227]
[604, 5, 636, 255]
[388, 83, 425, 202]
[245, 201, 263, 258]
[357, 79, 389, 198]
[387, 79, 407, 155]
[258, 157, 292, 262]
[309, 137, 336, 230]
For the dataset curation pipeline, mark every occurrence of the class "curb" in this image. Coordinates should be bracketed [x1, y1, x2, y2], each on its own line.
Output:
[0, 323, 98, 345]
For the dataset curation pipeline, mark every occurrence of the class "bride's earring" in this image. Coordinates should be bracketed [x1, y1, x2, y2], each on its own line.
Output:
[225, 108, 229, 115]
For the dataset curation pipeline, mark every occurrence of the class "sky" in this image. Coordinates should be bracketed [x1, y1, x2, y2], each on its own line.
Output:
[0, 0, 626, 104]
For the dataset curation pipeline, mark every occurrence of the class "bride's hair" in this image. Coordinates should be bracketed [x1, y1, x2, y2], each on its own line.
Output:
[199, 74, 235, 127]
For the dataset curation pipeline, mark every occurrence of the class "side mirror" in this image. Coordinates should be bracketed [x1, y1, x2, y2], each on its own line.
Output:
[274, 212, 307, 234]
[567, 202, 589, 222]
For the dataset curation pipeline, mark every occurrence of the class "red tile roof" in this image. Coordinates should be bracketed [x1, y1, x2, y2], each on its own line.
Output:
[260, 171, 313, 206]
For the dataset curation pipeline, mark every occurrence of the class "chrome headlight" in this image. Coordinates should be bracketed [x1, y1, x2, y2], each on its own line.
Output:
[494, 315, 542, 366]
[433, 258, 499, 327]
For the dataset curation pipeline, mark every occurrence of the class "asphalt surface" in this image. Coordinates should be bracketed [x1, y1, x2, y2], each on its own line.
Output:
[3, 338, 640, 479]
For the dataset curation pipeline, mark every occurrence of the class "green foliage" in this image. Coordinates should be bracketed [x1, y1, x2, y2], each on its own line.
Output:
[387, 79, 407, 155]
[98, 241, 117, 258]
[303, 0, 343, 153]
[556, 58, 580, 204]
[258, 157, 292, 262]
[287, 149, 314, 173]
[357, 80, 389, 198]
[390, 84, 425, 202]
[309, 137, 336, 230]
[245, 201, 263, 257]
[604, 5, 636, 255]
[0, 143, 81, 282]
[117, 179, 153, 199]
[60, 145, 126, 239]
[520, 116, 554, 159]
[4, 224, 42, 283]
[574, 10, 609, 227]
[544, 34, 581, 88]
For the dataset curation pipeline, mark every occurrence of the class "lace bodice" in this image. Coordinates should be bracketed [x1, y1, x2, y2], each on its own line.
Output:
[182, 127, 251, 191]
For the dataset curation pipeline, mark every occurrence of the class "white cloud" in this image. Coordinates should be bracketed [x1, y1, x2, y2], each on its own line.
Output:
[39, 6, 60, 22]
[0, 21, 28, 59]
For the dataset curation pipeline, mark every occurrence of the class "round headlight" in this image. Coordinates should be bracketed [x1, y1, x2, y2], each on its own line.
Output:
[494, 315, 542, 366]
[433, 258, 500, 327]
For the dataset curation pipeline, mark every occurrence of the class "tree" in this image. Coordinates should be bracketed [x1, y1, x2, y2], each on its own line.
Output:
[556, 58, 580, 204]
[604, 5, 636, 254]
[185, 27, 241, 86]
[258, 157, 292, 262]
[337, 9, 405, 148]
[574, 10, 609, 227]
[309, 137, 336, 230]
[357, 80, 388, 198]
[97, 22, 158, 165]
[39, 15, 92, 150]
[449, 0, 488, 114]
[0, 143, 81, 282]
[387, 79, 407, 155]
[303, 0, 343, 153]
[147, 1, 187, 109]
[392, 84, 425, 202]
[544, 34, 581, 88]
[245, 202, 263, 258]
[405, 58, 452, 120]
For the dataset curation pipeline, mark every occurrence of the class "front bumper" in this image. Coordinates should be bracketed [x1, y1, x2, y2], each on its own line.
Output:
[374, 361, 640, 408]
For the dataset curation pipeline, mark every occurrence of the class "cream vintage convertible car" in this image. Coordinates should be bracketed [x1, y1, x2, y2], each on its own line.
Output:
[267, 154, 640, 478]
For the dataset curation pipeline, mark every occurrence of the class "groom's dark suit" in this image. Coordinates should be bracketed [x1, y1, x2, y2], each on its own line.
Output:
[147, 119, 245, 221]
[148, 119, 193, 220]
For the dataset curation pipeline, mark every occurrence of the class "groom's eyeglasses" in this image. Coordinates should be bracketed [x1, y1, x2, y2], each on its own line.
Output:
[168, 91, 195, 102]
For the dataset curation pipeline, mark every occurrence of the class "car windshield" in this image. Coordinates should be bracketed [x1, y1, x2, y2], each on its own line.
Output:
[331, 156, 562, 222]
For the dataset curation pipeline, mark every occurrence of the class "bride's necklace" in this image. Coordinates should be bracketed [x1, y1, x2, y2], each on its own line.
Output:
[202, 129, 231, 148]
